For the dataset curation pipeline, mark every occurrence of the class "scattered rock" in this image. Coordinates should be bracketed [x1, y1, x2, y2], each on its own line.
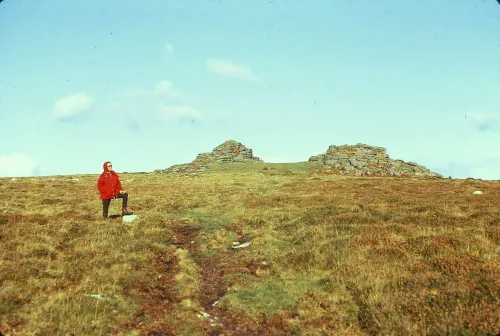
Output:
[196, 311, 221, 327]
[232, 242, 251, 249]
[85, 294, 109, 300]
[197, 312, 210, 319]
[309, 144, 442, 178]
[122, 215, 138, 223]
[154, 140, 262, 174]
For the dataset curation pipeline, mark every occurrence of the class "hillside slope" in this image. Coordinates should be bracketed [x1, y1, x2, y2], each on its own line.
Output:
[1, 163, 499, 335]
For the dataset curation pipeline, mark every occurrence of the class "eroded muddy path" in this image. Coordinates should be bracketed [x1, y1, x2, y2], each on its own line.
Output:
[121, 218, 290, 336]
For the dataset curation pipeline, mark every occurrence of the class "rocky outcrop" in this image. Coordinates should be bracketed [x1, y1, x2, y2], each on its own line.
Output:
[308, 143, 442, 178]
[154, 140, 263, 174]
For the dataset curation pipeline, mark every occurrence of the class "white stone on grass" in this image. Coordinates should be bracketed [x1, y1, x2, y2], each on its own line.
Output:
[85, 294, 108, 300]
[472, 190, 483, 195]
[232, 242, 251, 249]
[122, 215, 138, 223]
[197, 311, 210, 319]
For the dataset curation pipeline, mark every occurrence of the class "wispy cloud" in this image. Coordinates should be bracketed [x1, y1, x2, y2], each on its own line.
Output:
[153, 80, 182, 99]
[165, 42, 173, 53]
[107, 81, 203, 126]
[119, 80, 183, 101]
[0, 153, 40, 177]
[205, 59, 261, 82]
[54, 92, 94, 121]
[466, 112, 500, 132]
[157, 105, 203, 123]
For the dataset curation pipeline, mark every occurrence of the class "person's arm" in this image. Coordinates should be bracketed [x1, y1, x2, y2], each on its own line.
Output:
[97, 175, 104, 192]
[116, 176, 123, 193]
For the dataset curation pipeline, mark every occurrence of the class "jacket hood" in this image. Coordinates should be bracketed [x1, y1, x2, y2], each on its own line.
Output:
[103, 161, 112, 172]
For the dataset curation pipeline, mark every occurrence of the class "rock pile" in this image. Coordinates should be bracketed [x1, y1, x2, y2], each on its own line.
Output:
[308, 143, 442, 178]
[154, 140, 263, 174]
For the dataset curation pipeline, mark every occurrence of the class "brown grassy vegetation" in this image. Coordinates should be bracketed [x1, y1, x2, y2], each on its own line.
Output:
[1, 162, 499, 335]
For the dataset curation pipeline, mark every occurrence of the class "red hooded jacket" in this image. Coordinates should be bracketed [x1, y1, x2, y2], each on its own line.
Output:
[97, 161, 123, 200]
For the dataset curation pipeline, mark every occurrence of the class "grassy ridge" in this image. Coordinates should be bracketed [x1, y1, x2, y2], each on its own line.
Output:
[0, 163, 499, 335]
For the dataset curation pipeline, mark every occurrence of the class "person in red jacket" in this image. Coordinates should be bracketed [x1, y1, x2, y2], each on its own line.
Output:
[97, 161, 133, 218]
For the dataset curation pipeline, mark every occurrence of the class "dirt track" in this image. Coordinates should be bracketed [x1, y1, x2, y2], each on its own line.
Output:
[117, 219, 290, 336]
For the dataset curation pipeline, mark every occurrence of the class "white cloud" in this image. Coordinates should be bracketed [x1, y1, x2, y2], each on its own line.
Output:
[205, 59, 261, 82]
[54, 92, 93, 120]
[153, 80, 182, 99]
[0, 153, 39, 177]
[165, 43, 173, 53]
[118, 80, 182, 101]
[106, 80, 196, 127]
[466, 112, 500, 132]
[157, 105, 202, 122]
[155, 80, 173, 93]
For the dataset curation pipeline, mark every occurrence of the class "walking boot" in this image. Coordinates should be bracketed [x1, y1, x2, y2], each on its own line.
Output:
[122, 208, 134, 216]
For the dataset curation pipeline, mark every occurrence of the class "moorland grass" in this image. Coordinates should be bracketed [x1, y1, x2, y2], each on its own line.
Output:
[0, 163, 499, 335]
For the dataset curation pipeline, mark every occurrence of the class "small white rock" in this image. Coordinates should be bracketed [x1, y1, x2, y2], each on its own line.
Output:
[85, 294, 107, 300]
[472, 190, 483, 195]
[232, 242, 251, 249]
[122, 215, 138, 223]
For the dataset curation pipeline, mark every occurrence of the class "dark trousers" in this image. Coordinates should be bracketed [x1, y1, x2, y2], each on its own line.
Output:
[102, 193, 128, 218]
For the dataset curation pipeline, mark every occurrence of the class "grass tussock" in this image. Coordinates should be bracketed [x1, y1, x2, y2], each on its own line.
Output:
[1, 164, 499, 335]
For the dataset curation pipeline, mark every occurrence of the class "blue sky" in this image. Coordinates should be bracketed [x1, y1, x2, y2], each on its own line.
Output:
[1, 0, 499, 179]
